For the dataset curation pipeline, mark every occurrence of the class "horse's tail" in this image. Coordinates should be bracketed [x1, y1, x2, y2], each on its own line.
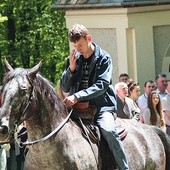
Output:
[152, 127, 170, 170]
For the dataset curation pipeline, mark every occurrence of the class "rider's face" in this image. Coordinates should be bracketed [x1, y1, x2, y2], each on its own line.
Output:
[72, 36, 91, 58]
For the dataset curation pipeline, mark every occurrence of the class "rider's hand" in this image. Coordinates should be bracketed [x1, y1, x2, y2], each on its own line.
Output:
[63, 95, 78, 108]
[69, 49, 79, 73]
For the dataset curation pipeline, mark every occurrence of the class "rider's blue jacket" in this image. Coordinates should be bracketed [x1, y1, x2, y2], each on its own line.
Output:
[60, 43, 117, 113]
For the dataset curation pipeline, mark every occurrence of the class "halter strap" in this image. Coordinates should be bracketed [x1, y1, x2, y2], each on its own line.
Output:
[16, 74, 73, 146]
[77, 116, 99, 167]
[20, 109, 73, 146]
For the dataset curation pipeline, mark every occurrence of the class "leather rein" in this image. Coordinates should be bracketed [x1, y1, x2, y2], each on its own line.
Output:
[20, 109, 73, 147]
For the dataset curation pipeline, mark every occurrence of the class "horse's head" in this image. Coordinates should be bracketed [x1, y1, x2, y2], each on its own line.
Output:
[0, 59, 42, 143]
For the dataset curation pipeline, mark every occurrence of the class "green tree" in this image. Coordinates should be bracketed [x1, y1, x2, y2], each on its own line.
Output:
[0, 0, 69, 85]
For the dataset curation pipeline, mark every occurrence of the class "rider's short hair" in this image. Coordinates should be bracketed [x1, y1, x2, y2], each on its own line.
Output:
[68, 24, 89, 43]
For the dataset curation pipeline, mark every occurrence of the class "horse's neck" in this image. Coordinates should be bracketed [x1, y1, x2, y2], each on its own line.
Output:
[26, 87, 67, 139]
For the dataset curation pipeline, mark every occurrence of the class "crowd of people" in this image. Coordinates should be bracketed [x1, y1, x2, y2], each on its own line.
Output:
[119, 73, 169, 135]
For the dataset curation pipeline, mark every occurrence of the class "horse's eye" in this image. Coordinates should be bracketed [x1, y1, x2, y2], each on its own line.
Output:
[20, 87, 27, 95]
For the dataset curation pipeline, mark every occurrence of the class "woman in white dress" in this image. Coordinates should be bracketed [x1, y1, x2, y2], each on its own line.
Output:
[143, 91, 166, 132]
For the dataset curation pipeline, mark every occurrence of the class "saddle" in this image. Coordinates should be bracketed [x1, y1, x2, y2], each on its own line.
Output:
[82, 118, 128, 144]
[72, 102, 128, 142]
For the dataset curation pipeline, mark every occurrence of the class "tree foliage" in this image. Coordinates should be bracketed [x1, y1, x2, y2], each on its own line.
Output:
[0, 0, 69, 85]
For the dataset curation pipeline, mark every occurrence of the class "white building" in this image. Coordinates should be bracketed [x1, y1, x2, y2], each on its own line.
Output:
[53, 1, 170, 91]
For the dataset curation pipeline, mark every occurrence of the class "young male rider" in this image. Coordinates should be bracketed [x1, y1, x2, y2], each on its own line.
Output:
[60, 23, 129, 170]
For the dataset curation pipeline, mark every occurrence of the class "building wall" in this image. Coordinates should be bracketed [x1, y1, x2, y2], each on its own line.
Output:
[153, 25, 170, 80]
[127, 5, 170, 87]
[65, 5, 170, 90]
[89, 28, 118, 82]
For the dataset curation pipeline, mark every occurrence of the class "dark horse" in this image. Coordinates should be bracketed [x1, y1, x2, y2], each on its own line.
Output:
[0, 60, 170, 170]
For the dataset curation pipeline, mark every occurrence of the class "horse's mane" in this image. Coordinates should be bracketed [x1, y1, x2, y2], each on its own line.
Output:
[35, 74, 59, 104]
[34, 74, 60, 103]
[33, 74, 68, 117]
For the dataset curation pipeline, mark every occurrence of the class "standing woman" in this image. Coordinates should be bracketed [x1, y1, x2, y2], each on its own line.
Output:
[128, 82, 141, 118]
[143, 91, 166, 131]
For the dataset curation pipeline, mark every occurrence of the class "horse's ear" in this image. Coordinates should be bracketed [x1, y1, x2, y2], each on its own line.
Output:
[4, 58, 14, 72]
[28, 60, 43, 80]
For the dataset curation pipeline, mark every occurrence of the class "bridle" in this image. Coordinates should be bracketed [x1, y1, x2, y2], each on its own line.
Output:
[14, 74, 34, 126]
[17, 74, 73, 147]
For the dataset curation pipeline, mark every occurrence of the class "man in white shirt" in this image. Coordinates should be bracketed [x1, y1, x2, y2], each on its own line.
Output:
[155, 73, 168, 99]
[138, 80, 155, 114]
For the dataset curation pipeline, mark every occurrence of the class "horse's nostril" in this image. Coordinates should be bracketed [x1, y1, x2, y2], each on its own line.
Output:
[0, 126, 9, 134]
